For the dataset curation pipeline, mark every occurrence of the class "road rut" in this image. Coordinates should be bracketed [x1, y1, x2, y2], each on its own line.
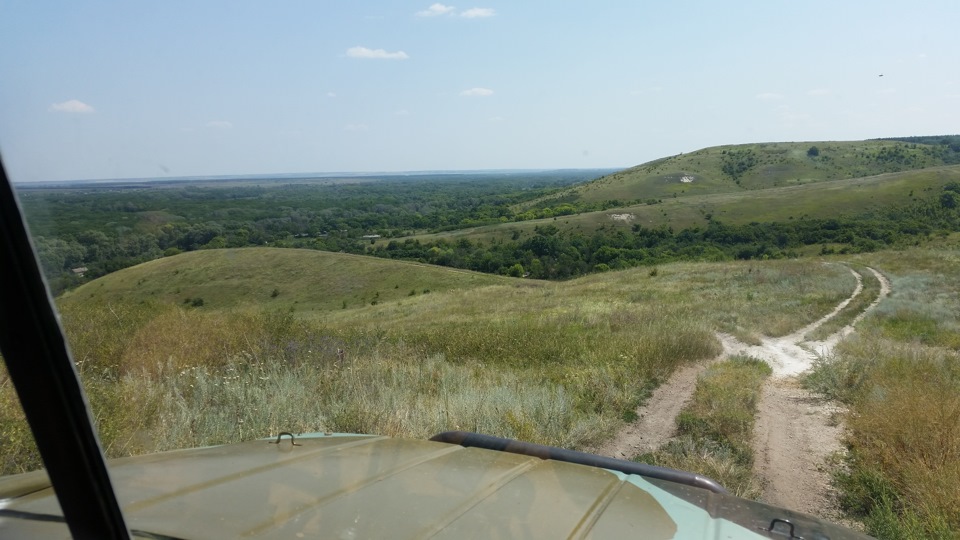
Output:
[594, 265, 891, 521]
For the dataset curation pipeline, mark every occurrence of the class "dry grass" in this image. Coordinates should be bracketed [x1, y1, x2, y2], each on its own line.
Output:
[805, 239, 960, 538]
[0, 366, 43, 474]
[1, 256, 859, 475]
[810, 335, 960, 538]
[636, 356, 772, 499]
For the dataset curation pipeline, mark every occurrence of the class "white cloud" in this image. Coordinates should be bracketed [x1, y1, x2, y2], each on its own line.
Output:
[346, 46, 409, 60]
[417, 3, 455, 16]
[807, 88, 831, 96]
[48, 99, 94, 113]
[395, 109, 410, 116]
[326, 91, 337, 98]
[205, 120, 233, 129]
[488, 116, 504, 122]
[461, 7, 495, 18]
[460, 87, 494, 97]
[344, 123, 369, 132]
[755, 92, 784, 101]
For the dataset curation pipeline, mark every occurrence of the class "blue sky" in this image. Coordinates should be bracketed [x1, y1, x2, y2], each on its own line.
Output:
[1, 0, 958, 181]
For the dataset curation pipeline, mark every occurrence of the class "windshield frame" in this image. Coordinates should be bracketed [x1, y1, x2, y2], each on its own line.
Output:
[0, 156, 130, 539]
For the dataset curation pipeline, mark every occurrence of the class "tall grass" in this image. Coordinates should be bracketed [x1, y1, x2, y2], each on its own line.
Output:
[1, 257, 858, 475]
[636, 356, 772, 498]
[0, 364, 43, 474]
[805, 241, 960, 538]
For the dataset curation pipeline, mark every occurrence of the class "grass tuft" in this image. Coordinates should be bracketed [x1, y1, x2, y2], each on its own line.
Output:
[636, 355, 771, 499]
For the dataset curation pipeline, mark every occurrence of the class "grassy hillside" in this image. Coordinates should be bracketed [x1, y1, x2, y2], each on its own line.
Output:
[395, 165, 960, 245]
[17, 239, 960, 534]
[0, 257, 857, 473]
[59, 247, 510, 314]
[805, 236, 960, 538]
[529, 140, 958, 207]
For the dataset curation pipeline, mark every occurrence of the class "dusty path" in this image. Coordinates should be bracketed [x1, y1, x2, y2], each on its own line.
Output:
[804, 266, 892, 357]
[591, 357, 722, 459]
[595, 264, 891, 520]
[752, 378, 846, 518]
[719, 266, 862, 377]
[749, 266, 889, 519]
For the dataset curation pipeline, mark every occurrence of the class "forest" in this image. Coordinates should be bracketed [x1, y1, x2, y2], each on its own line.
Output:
[17, 159, 960, 292]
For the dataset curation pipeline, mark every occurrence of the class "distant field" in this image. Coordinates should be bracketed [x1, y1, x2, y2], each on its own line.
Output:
[60, 247, 511, 314]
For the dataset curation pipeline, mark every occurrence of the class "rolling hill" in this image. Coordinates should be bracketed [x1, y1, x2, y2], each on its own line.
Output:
[59, 247, 513, 314]
[379, 138, 960, 247]
[395, 164, 960, 246]
[526, 139, 958, 207]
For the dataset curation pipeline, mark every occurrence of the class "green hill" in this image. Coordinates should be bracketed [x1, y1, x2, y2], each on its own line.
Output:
[524, 140, 958, 208]
[396, 165, 960, 246]
[59, 247, 511, 314]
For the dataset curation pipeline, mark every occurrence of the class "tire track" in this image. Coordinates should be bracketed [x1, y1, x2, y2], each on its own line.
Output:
[751, 266, 889, 520]
[591, 354, 723, 459]
[595, 265, 890, 523]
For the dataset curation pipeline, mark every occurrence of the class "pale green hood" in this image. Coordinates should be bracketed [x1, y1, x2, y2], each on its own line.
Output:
[0, 434, 869, 539]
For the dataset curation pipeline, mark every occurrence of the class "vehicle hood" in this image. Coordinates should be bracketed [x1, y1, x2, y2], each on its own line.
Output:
[0, 434, 869, 539]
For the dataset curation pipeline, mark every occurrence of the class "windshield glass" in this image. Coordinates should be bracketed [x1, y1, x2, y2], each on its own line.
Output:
[2, 2, 960, 539]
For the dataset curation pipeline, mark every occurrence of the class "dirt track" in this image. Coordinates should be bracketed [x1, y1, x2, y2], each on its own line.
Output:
[591, 358, 721, 459]
[595, 265, 891, 520]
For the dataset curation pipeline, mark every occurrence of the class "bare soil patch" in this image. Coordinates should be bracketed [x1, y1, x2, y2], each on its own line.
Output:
[596, 265, 891, 522]
[592, 356, 721, 459]
[752, 378, 846, 520]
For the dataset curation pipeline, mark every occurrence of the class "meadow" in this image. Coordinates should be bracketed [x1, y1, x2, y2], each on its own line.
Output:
[806, 236, 960, 538]
[3, 239, 959, 538]
[2, 251, 853, 477]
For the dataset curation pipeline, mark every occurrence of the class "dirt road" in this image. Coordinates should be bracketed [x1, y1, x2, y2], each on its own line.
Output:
[591, 357, 722, 459]
[750, 266, 890, 518]
[595, 265, 891, 520]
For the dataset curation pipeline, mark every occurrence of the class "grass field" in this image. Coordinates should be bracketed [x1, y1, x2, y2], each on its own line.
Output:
[526, 140, 954, 206]
[805, 235, 960, 538]
[59, 248, 510, 314]
[9, 240, 960, 536]
[393, 165, 960, 246]
[2, 250, 857, 478]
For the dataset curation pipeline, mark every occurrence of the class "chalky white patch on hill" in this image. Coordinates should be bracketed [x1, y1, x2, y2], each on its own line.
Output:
[609, 213, 635, 222]
[680, 176, 694, 183]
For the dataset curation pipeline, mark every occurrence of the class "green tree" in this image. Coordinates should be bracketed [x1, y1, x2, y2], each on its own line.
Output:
[807, 146, 820, 157]
[506, 263, 525, 277]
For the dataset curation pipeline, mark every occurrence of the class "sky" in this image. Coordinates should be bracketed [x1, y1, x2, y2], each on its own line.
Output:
[1, 0, 958, 182]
